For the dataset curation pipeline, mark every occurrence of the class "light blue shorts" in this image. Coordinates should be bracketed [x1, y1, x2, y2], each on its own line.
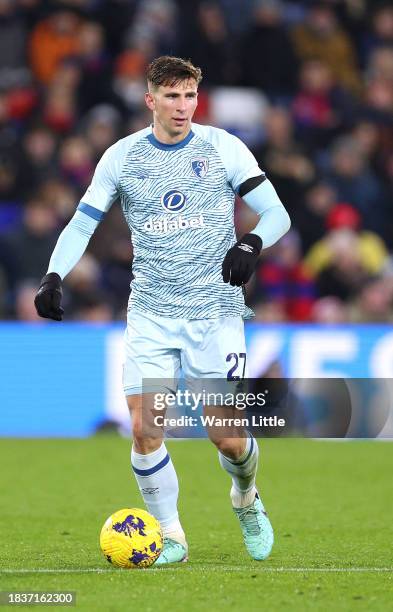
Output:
[123, 309, 247, 396]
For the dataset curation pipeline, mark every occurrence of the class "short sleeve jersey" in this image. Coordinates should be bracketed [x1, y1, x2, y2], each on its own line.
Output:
[80, 123, 263, 319]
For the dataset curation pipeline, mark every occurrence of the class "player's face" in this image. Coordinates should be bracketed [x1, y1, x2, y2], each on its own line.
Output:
[145, 79, 198, 144]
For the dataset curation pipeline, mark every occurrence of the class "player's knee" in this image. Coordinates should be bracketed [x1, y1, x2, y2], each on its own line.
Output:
[126, 394, 142, 415]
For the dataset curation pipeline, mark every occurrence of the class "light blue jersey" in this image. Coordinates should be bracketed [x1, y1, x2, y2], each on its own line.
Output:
[80, 123, 264, 319]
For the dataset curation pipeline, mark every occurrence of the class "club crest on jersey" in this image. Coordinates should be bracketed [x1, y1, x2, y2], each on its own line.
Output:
[191, 158, 209, 178]
[160, 189, 186, 213]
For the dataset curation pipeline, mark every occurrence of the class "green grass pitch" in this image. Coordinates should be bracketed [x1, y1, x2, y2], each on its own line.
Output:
[0, 436, 392, 611]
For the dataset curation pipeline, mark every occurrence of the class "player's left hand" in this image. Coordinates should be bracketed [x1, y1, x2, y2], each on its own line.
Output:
[34, 272, 64, 321]
[222, 233, 262, 286]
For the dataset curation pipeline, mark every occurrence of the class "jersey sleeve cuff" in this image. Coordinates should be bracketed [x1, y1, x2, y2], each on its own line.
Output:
[77, 202, 106, 221]
[238, 174, 266, 197]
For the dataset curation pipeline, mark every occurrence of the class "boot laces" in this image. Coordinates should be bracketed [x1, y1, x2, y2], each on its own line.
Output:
[237, 504, 261, 536]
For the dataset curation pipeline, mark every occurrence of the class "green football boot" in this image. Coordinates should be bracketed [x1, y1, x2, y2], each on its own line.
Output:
[233, 492, 274, 561]
[154, 537, 188, 566]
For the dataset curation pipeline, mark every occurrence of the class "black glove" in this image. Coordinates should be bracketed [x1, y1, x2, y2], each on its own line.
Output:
[222, 233, 262, 287]
[34, 273, 64, 321]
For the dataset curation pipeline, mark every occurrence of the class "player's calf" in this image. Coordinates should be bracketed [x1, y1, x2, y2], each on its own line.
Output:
[211, 436, 247, 460]
[217, 434, 274, 560]
[127, 393, 163, 453]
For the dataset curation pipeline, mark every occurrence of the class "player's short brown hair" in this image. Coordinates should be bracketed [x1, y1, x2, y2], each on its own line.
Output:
[147, 56, 202, 89]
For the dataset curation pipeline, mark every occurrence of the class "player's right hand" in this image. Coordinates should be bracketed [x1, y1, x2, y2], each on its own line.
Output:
[222, 233, 262, 287]
[34, 272, 64, 321]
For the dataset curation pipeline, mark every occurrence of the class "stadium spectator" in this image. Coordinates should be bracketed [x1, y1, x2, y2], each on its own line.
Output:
[60, 251, 110, 320]
[179, 2, 234, 86]
[71, 290, 114, 321]
[125, 0, 178, 58]
[14, 280, 42, 322]
[324, 136, 389, 239]
[0, 0, 27, 75]
[84, 105, 121, 161]
[76, 20, 113, 115]
[0, 197, 59, 293]
[0, 156, 19, 204]
[291, 1, 362, 95]
[42, 62, 80, 133]
[219, 0, 256, 34]
[29, 7, 82, 84]
[239, 0, 298, 97]
[367, 46, 393, 84]
[94, 0, 136, 58]
[252, 297, 288, 323]
[294, 181, 337, 253]
[292, 59, 356, 150]
[349, 276, 393, 322]
[360, 3, 393, 65]
[311, 296, 348, 324]
[361, 72, 393, 127]
[100, 237, 134, 320]
[304, 202, 389, 277]
[385, 150, 393, 201]
[314, 229, 370, 301]
[38, 178, 78, 224]
[58, 136, 94, 191]
[252, 230, 315, 321]
[16, 126, 58, 199]
[253, 105, 315, 218]
[111, 49, 149, 118]
[350, 120, 384, 178]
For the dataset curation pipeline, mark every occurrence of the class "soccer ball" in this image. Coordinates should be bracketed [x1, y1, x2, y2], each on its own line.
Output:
[100, 508, 163, 569]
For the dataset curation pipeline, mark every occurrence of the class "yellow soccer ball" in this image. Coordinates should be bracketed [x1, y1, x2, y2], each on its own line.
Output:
[100, 508, 163, 568]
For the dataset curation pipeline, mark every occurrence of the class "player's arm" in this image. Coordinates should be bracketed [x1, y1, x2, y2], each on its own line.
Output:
[34, 145, 120, 321]
[222, 176, 290, 286]
[221, 134, 290, 286]
[34, 207, 104, 320]
[240, 176, 291, 249]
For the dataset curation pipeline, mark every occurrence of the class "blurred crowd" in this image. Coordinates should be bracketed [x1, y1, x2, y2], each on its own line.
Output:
[0, 0, 392, 323]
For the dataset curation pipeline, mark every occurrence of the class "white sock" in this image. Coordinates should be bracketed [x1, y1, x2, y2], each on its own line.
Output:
[218, 435, 259, 508]
[131, 443, 186, 546]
